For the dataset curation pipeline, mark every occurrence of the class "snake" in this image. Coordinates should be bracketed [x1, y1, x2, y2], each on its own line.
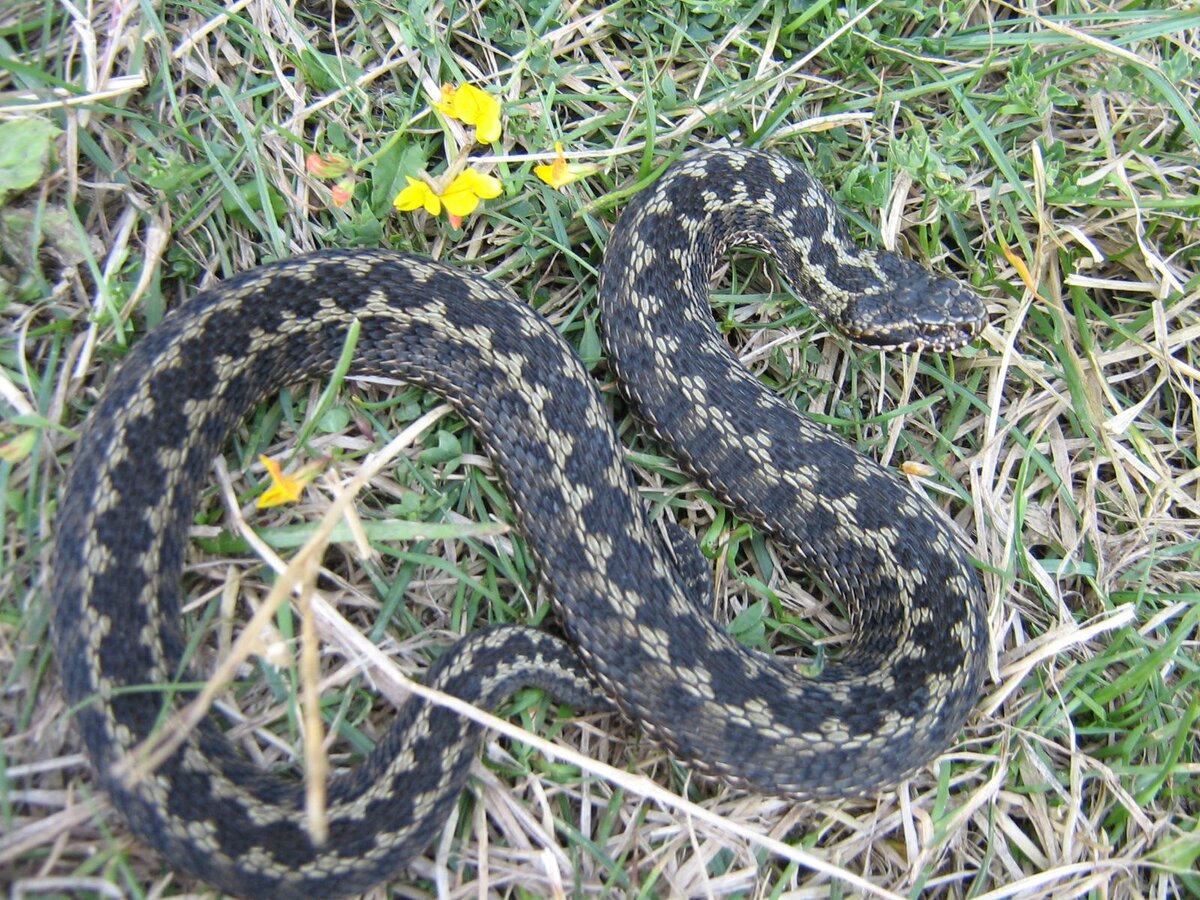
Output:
[50, 148, 988, 897]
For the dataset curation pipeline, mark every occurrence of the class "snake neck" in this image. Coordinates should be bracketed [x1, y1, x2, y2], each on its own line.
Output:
[602, 148, 984, 351]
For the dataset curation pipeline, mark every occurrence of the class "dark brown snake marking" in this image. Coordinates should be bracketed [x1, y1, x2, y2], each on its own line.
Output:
[51, 148, 988, 897]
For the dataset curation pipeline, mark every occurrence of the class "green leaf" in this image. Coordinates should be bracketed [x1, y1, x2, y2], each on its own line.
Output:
[369, 140, 428, 217]
[0, 118, 60, 203]
[317, 406, 351, 434]
[418, 430, 462, 465]
[728, 599, 767, 646]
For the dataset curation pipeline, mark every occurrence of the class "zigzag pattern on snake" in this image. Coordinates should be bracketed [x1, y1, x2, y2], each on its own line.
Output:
[50, 148, 988, 897]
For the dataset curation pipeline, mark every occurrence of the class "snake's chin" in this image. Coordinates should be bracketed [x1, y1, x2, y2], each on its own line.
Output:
[848, 320, 983, 353]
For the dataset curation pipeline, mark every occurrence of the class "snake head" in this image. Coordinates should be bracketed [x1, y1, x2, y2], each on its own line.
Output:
[838, 254, 986, 352]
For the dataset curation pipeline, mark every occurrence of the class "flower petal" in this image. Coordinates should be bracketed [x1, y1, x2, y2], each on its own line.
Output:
[435, 83, 502, 143]
[441, 175, 484, 217]
[331, 178, 355, 207]
[257, 455, 304, 508]
[433, 83, 458, 117]
[535, 142, 598, 189]
[393, 176, 441, 215]
[475, 113, 501, 144]
[305, 152, 351, 179]
[457, 84, 499, 126]
[440, 168, 502, 217]
[461, 167, 502, 199]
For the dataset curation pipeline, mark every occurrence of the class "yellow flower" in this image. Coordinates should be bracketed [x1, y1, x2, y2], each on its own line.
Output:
[393, 168, 502, 225]
[434, 83, 502, 144]
[394, 176, 442, 215]
[440, 168, 502, 217]
[257, 455, 322, 508]
[534, 142, 599, 190]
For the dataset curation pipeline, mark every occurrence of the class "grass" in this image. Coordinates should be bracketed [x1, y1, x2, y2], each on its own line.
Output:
[2, 0, 1198, 896]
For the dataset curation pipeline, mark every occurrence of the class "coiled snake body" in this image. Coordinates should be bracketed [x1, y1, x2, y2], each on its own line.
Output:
[51, 149, 988, 897]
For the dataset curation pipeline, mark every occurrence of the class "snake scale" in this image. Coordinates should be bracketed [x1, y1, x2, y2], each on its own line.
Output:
[51, 148, 988, 897]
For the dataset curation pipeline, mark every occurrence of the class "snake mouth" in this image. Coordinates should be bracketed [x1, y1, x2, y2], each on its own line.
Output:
[845, 318, 983, 353]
